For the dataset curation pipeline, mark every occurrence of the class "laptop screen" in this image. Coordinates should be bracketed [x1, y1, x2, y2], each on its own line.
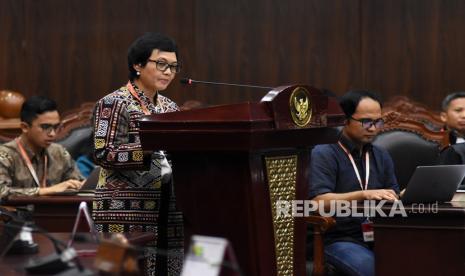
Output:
[401, 165, 465, 203]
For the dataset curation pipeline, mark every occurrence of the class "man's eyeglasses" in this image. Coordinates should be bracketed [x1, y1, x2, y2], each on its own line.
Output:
[37, 123, 62, 134]
[350, 117, 384, 129]
[147, 59, 181, 73]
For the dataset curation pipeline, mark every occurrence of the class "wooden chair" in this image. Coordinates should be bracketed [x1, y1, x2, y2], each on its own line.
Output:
[305, 215, 336, 276]
[373, 111, 449, 190]
[56, 102, 94, 140]
[0, 90, 25, 142]
[380, 111, 449, 147]
[0, 90, 25, 119]
[383, 96, 443, 131]
[54, 102, 94, 159]
[0, 102, 94, 159]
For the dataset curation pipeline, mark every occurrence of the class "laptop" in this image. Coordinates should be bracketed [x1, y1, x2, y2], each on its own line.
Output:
[401, 165, 465, 204]
[79, 166, 100, 193]
[50, 166, 100, 196]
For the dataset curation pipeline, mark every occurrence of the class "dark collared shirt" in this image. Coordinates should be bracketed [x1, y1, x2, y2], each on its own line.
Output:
[309, 133, 399, 245]
[0, 139, 84, 199]
[440, 129, 465, 165]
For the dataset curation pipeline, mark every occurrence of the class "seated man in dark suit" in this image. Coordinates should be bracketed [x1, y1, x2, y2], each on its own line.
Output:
[439, 91, 465, 164]
[0, 96, 84, 199]
[309, 90, 399, 276]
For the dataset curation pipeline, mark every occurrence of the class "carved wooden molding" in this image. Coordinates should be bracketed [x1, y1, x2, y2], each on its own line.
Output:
[0, 102, 94, 142]
[55, 102, 94, 140]
[383, 96, 443, 130]
[381, 111, 449, 149]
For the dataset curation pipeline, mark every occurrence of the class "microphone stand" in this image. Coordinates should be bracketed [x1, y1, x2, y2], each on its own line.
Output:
[1, 205, 38, 255]
[0, 207, 93, 275]
[180, 77, 273, 90]
[24, 224, 93, 276]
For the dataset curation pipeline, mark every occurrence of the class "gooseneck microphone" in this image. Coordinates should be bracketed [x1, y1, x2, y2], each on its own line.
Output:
[180, 77, 273, 90]
[0, 207, 92, 275]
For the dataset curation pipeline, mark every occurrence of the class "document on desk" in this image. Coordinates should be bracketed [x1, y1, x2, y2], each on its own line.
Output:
[181, 236, 228, 276]
[451, 190, 465, 202]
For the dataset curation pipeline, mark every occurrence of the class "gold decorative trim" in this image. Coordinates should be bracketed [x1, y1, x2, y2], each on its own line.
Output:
[289, 87, 312, 127]
[265, 155, 297, 276]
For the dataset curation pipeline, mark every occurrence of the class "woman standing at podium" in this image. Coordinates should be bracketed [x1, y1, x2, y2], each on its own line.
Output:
[92, 32, 183, 275]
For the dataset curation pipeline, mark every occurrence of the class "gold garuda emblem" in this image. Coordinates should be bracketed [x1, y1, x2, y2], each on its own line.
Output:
[289, 87, 312, 127]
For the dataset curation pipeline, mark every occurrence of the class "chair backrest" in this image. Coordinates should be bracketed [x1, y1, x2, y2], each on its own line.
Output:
[373, 111, 448, 190]
[0, 102, 94, 159]
[383, 96, 443, 131]
[0, 90, 25, 119]
[56, 126, 93, 159]
[55, 102, 94, 159]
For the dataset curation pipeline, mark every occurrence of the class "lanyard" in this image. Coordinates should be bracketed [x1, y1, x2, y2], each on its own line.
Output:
[126, 81, 153, 115]
[338, 141, 370, 190]
[16, 138, 48, 188]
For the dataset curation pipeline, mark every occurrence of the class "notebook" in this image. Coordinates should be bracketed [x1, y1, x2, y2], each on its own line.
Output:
[401, 165, 465, 204]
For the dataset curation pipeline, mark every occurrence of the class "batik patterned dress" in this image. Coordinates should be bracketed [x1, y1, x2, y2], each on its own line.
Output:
[92, 82, 184, 275]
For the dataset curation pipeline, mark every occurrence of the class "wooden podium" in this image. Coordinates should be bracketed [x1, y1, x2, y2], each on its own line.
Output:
[139, 85, 345, 276]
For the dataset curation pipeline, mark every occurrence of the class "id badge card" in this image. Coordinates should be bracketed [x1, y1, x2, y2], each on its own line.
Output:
[361, 219, 374, 242]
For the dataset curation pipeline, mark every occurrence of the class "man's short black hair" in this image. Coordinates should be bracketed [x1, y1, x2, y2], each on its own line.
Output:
[20, 96, 58, 125]
[441, 91, 465, 111]
[339, 90, 383, 118]
[127, 32, 179, 81]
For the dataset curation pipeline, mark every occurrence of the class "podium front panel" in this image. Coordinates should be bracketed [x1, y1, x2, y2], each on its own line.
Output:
[139, 85, 345, 276]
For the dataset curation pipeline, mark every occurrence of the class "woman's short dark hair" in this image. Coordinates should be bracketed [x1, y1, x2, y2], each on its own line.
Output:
[339, 90, 383, 118]
[20, 96, 58, 125]
[127, 32, 179, 81]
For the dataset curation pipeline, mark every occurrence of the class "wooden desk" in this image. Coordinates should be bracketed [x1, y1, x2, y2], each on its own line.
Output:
[0, 232, 154, 275]
[373, 202, 465, 275]
[3, 195, 94, 232]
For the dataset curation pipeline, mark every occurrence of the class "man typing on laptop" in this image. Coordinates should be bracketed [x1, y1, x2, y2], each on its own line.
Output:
[0, 96, 84, 199]
[309, 90, 399, 276]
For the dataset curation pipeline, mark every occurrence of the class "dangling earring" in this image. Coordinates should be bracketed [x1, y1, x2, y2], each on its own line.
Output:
[136, 71, 140, 76]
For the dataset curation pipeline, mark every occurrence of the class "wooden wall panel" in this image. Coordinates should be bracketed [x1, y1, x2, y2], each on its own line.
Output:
[0, 0, 192, 111]
[2, 0, 465, 111]
[186, 0, 360, 104]
[361, 0, 465, 108]
[0, 0, 359, 111]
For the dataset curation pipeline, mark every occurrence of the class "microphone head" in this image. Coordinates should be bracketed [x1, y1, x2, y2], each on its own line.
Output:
[180, 78, 192, 85]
